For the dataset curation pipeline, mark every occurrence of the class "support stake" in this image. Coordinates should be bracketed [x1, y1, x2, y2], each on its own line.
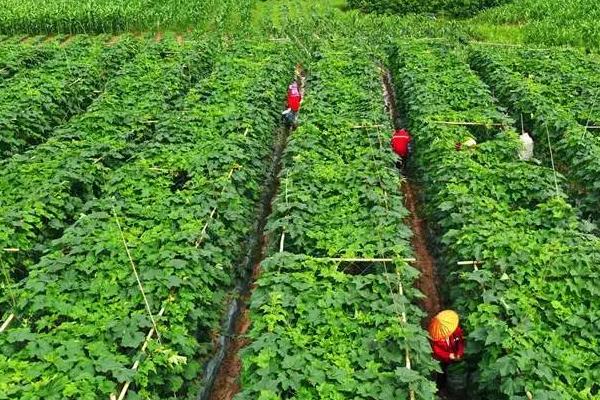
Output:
[112, 306, 167, 400]
[397, 276, 415, 400]
[318, 257, 416, 263]
[113, 208, 161, 343]
[0, 313, 15, 333]
[428, 120, 503, 127]
[279, 232, 285, 253]
[351, 124, 385, 129]
[457, 260, 482, 271]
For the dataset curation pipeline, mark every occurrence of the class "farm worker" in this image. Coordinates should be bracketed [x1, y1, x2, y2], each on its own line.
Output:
[518, 132, 534, 161]
[282, 81, 302, 127]
[455, 137, 477, 151]
[390, 128, 412, 168]
[428, 310, 465, 364]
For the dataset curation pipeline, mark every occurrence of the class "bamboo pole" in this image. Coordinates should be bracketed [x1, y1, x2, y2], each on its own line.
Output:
[457, 261, 483, 266]
[196, 207, 218, 248]
[319, 257, 416, 263]
[545, 124, 561, 197]
[397, 278, 415, 400]
[2, 248, 20, 252]
[279, 232, 285, 253]
[429, 120, 503, 127]
[457, 260, 483, 272]
[526, 390, 533, 400]
[351, 124, 385, 129]
[0, 313, 15, 333]
[112, 306, 166, 400]
[469, 41, 560, 52]
[195, 163, 241, 248]
[113, 209, 161, 343]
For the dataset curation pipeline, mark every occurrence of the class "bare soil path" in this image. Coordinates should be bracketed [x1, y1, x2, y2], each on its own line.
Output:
[381, 66, 444, 320]
[381, 65, 460, 400]
[401, 181, 443, 319]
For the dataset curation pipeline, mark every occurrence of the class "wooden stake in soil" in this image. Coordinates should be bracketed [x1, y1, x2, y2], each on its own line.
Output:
[0, 313, 15, 333]
[428, 120, 503, 127]
[544, 123, 561, 197]
[457, 260, 483, 271]
[113, 208, 161, 343]
[351, 124, 385, 129]
[195, 129, 248, 248]
[318, 257, 416, 263]
[279, 232, 285, 253]
[112, 306, 167, 400]
[397, 276, 416, 400]
[526, 390, 534, 400]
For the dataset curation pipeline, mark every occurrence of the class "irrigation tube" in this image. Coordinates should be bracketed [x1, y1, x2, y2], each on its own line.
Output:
[197, 125, 291, 400]
[197, 295, 244, 400]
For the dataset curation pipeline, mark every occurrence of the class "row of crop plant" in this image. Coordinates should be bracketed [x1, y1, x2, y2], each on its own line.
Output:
[0, 38, 58, 83]
[236, 42, 438, 400]
[470, 48, 600, 126]
[390, 41, 600, 400]
[0, 40, 295, 399]
[0, 37, 211, 286]
[0, 35, 139, 159]
[468, 46, 600, 221]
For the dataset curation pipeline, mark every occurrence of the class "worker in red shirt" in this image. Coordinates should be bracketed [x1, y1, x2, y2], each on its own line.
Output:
[429, 310, 465, 386]
[282, 81, 302, 128]
[390, 128, 412, 169]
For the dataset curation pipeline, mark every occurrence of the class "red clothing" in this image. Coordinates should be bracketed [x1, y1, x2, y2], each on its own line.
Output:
[287, 83, 302, 112]
[391, 129, 412, 158]
[431, 326, 465, 364]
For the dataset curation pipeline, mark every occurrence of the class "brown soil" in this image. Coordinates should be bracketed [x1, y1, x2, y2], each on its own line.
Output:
[176, 34, 184, 45]
[379, 66, 443, 320]
[209, 235, 266, 400]
[42, 33, 55, 43]
[401, 180, 443, 320]
[209, 308, 251, 400]
[208, 76, 299, 400]
[60, 35, 74, 47]
[155, 31, 163, 42]
[18, 35, 30, 43]
[107, 35, 121, 45]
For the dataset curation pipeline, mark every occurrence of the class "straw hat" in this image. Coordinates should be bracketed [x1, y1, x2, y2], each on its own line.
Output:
[428, 310, 459, 340]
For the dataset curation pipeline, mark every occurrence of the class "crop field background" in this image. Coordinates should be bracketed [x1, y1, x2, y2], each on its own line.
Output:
[0, 0, 598, 400]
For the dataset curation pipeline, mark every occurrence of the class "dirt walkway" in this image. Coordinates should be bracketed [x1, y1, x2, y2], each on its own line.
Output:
[207, 123, 291, 399]
[209, 235, 266, 400]
[380, 66, 443, 319]
[210, 308, 250, 400]
[401, 181, 443, 319]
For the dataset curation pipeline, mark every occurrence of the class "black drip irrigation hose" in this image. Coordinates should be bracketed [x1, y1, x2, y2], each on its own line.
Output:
[197, 124, 291, 400]
[380, 65, 403, 130]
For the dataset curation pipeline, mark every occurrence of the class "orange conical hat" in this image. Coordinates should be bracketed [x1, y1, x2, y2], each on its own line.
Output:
[428, 310, 459, 340]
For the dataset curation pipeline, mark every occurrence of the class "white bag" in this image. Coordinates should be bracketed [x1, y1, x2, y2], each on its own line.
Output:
[518, 132, 534, 161]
